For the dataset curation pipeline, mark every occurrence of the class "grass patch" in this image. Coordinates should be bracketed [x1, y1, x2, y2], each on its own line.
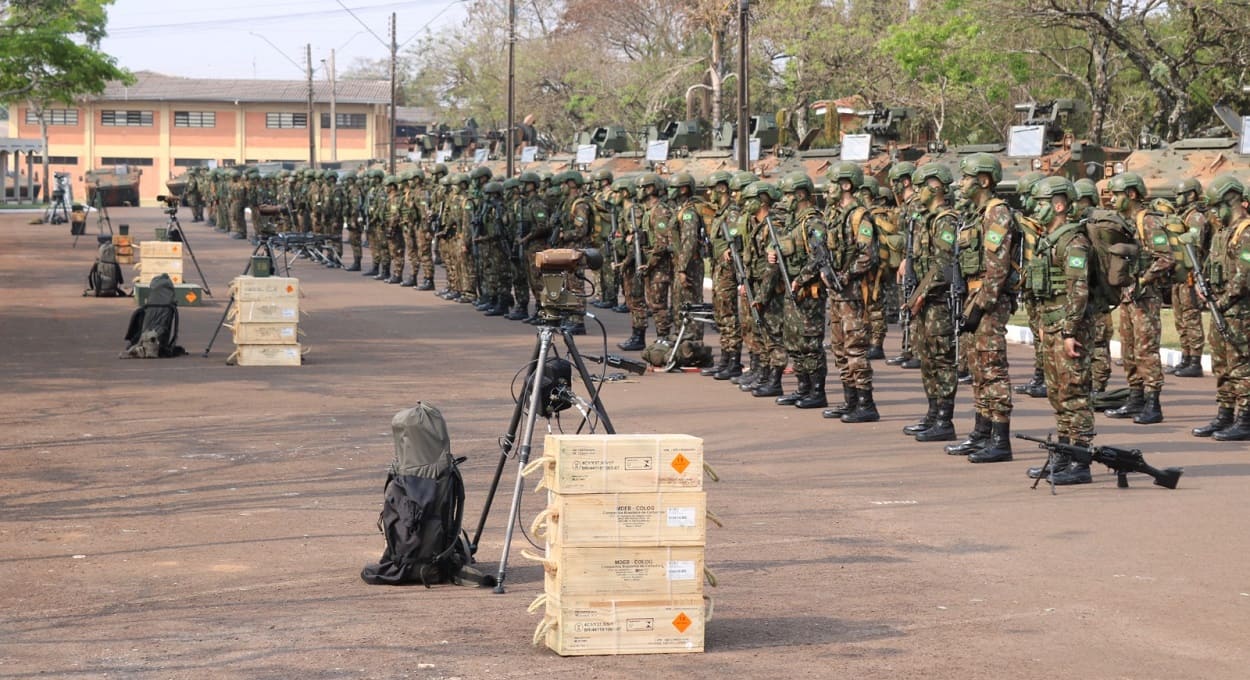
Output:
[1009, 307, 1189, 350]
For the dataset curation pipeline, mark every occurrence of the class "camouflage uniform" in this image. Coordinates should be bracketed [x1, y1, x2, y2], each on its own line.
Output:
[706, 175, 744, 376]
[384, 181, 405, 283]
[823, 194, 877, 415]
[741, 194, 787, 382]
[641, 186, 676, 339]
[369, 176, 391, 277]
[911, 207, 960, 425]
[458, 182, 482, 302]
[671, 183, 707, 342]
[520, 185, 552, 319]
[781, 202, 828, 390]
[437, 181, 462, 295]
[229, 176, 247, 238]
[1173, 199, 1211, 366]
[617, 197, 650, 346]
[865, 198, 899, 355]
[591, 179, 619, 307]
[342, 177, 364, 269]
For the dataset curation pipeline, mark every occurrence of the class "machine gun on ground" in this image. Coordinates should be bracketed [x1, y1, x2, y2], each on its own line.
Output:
[1016, 433, 1183, 494]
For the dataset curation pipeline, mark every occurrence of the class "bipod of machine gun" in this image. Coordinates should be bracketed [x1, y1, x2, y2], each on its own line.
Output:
[1016, 433, 1183, 494]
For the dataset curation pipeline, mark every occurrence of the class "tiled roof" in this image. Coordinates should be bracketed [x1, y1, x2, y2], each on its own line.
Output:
[94, 71, 390, 105]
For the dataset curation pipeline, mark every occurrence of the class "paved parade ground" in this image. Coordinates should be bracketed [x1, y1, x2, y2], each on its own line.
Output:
[2, 209, 1248, 679]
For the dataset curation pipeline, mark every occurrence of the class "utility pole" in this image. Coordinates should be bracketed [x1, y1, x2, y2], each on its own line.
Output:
[306, 43, 317, 168]
[389, 12, 397, 174]
[736, 0, 750, 171]
[327, 49, 338, 162]
[506, 0, 516, 178]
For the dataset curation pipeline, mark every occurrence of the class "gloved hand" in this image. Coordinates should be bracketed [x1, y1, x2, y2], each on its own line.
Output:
[961, 306, 984, 334]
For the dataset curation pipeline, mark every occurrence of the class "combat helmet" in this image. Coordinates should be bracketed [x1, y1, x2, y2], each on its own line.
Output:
[518, 171, 540, 187]
[590, 168, 613, 184]
[556, 169, 585, 187]
[827, 161, 864, 190]
[741, 181, 781, 203]
[707, 170, 734, 190]
[859, 176, 880, 197]
[729, 171, 758, 192]
[431, 163, 448, 176]
[611, 176, 635, 194]
[1016, 171, 1047, 211]
[1107, 172, 1147, 199]
[668, 172, 696, 193]
[914, 162, 953, 186]
[502, 178, 520, 192]
[1204, 174, 1245, 205]
[470, 166, 492, 182]
[1032, 176, 1076, 202]
[1073, 178, 1098, 203]
[778, 171, 814, 196]
[959, 153, 1002, 184]
[888, 161, 917, 185]
[635, 172, 663, 194]
[483, 181, 503, 195]
[1174, 177, 1203, 207]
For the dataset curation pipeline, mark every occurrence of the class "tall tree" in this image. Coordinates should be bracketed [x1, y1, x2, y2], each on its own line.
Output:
[0, 0, 131, 201]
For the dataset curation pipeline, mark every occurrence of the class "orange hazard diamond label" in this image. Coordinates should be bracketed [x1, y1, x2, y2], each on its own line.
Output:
[671, 612, 692, 633]
[285, 285, 295, 294]
[184, 292, 198, 303]
[670, 453, 690, 474]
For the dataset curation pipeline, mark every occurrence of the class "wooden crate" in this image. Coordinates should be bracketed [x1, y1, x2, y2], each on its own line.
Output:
[531, 434, 704, 494]
[139, 241, 183, 258]
[229, 299, 299, 323]
[535, 491, 706, 548]
[133, 282, 205, 307]
[229, 322, 299, 345]
[230, 275, 300, 301]
[134, 272, 184, 285]
[538, 595, 705, 656]
[537, 545, 704, 599]
[134, 258, 184, 275]
[230, 344, 302, 366]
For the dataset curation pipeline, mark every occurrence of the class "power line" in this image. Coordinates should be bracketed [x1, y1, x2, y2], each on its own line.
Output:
[107, 1, 421, 37]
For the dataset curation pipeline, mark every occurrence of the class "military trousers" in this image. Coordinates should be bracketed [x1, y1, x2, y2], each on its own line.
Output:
[1118, 294, 1164, 392]
[756, 290, 787, 369]
[1173, 281, 1205, 356]
[672, 261, 705, 342]
[1090, 309, 1114, 392]
[711, 259, 741, 354]
[782, 291, 826, 374]
[1040, 309, 1094, 441]
[386, 222, 405, 275]
[969, 296, 1014, 423]
[645, 259, 674, 338]
[829, 294, 872, 390]
[918, 300, 957, 402]
[621, 264, 648, 330]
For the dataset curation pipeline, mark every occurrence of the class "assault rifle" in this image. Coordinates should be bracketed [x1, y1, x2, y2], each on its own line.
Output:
[722, 218, 763, 329]
[898, 214, 918, 355]
[607, 205, 621, 276]
[949, 215, 968, 359]
[764, 215, 796, 302]
[630, 206, 645, 289]
[1017, 433, 1182, 494]
[1183, 242, 1240, 350]
[470, 196, 488, 298]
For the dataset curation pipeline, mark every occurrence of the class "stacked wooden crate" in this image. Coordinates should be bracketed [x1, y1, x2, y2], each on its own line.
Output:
[134, 240, 183, 284]
[525, 434, 710, 656]
[225, 275, 302, 366]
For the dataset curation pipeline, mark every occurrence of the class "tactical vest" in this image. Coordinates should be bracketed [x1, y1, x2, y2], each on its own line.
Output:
[1023, 221, 1082, 301]
[1207, 217, 1250, 290]
[959, 197, 1012, 278]
[915, 209, 958, 284]
[825, 202, 874, 274]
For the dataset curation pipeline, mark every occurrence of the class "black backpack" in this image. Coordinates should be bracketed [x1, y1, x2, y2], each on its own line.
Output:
[121, 273, 187, 358]
[361, 403, 486, 587]
[84, 239, 127, 297]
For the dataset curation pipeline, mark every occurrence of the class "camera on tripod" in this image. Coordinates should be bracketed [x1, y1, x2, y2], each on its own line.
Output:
[155, 194, 180, 216]
[535, 248, 602, 316]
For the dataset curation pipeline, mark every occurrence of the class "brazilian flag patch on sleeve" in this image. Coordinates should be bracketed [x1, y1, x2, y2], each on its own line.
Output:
[859, 224, 873, 238]
[1153, 234, 1167, 246]
[940, 231, 955, 244]
[986, 230, 1004, 245]
[1240, 250, 1250, 262]
[1068, 255, 1086, 269]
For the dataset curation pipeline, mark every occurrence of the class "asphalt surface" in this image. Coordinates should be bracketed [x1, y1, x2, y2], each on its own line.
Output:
[1, 208, 1248, 679]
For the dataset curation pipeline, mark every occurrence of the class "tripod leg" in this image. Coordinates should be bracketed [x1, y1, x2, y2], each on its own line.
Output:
[472, 330, 544, 552]
[202, 295, 236, 357]
[174, 219, 213, 296]
[492, 327, 554, 593]
[563, 330, 616, 434]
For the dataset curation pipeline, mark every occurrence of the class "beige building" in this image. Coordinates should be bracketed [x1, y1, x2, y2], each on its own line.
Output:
[4, 71, 392, 204]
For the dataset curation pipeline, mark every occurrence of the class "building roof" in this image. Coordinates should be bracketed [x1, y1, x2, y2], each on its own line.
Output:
[94, 71, 391, 106]
[396, 106, 436, 124]
[0, 137, 44, 154]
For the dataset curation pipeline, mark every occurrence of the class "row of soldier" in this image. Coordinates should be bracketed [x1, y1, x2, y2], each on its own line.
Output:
[177, 158, 1250, 482]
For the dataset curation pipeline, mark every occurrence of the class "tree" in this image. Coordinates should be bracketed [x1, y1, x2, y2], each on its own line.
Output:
[0, 0, 131, 201]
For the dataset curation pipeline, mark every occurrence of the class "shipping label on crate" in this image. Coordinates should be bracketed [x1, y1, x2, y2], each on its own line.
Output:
[135, 258, 184, 274]
[542, 596, 705, 656]
[230, 276, 300, 301]
[539, 491, 706, 548]
[538, 434, 704, 494]
[230, 299, 300, 323]
[542, 545, 704, 599]
[230, 323, 298, 345]
[139, 241, 183, 258]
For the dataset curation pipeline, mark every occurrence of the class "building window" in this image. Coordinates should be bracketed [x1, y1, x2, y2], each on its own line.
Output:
[221, 159, 237, 167]
[30, 155, 79, 165]
[99, 157, 154, 166]
[101, 110, 153, 127]
[266, 112, 307, 129]
[320, 113, 367, 129]
[174, 111, 216, 128]
[173, 158, 213, 167]
[26, 109, 79, 126]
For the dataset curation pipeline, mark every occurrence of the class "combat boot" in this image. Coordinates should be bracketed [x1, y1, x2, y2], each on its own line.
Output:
[505, 303, 529, 321]
[902, 357, 921, 369]
[374, 263, 390, 281]
[1213, 408, 1250, 441]
[946, 413, 990, 455]
[714, 350, 743, 381]
[1105, 388, 1144, 419]
[822, 386, 858, 419]
[1027, 437, 1069, 480]
[387, 271, 403, 284]
[474, 298, 493, 311]
[400, 275, 415, 287]
[1014, 368, 1044, 394]
[968, 421, 1013, 463]
[885, 352, 912, 367]
[775, 372, 810, 406]
[914, 400, 956, 442]
[795, 366, 828, 409]
[731, 354, 759, 385]
[702, 352, 731, 377]
[737, 364, 764, 392]
[345, 257, 361, 272]
[1173, 355, 1204, 378]
[416, 278, 435, 291]
[751, 366, 784, 398]
[1026, 379, 1048, 399]
[841, 388, 880, 423]
[957, 370, 972, 384]
[612, 303, 630, 313]
[1133, 390, 1163, 424]
[362, 263, 379, 277]
[1048, 438, 1092, 484]
[867, 345, 885, 361]
[617, 328, 646, 352]
[485, 296, 509, 317]
[903, 398, 938, 436]
[1192, 406, 1235, 437]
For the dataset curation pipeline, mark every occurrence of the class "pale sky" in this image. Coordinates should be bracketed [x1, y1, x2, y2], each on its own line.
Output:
[99, 0, 470, 81]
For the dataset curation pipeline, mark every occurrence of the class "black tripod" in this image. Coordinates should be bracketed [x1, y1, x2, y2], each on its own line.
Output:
[165, 208, 212, 296]
[202, 240, 278, 357]
[471, 314, 616, 593]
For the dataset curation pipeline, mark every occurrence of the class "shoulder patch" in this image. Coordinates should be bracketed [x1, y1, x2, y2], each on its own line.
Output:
[1068, 255, 1086, 269]
[1240, 251, 1250, 262]
[1152, 233, 1167, 246]
[657, 221, 668, 230]
[986, 230, 1004, 245]
[940, 230, 955, 244]
[729, 227, 739, 237]
[858, 224, 873, 238]
[811, 228, 825, 240]
[683, 210, 696, 221]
